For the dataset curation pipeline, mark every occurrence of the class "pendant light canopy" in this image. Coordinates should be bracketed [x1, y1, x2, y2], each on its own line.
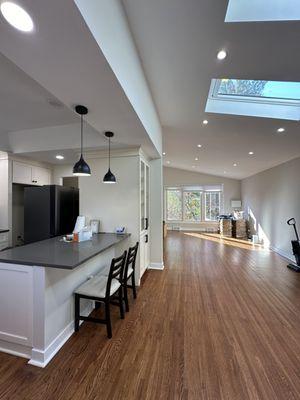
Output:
[73, 105, 91, 176]
[103, 131, 116, 184]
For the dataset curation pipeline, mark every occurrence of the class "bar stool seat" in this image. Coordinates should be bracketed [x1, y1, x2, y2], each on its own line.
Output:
[75, 275, 120, 298]
[74, 251, 127, 338]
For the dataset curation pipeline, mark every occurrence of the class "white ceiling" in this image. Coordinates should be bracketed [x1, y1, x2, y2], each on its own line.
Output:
[0, 0, 161, 162]
[122, 0, 300, 179]
[0, 53, 76, 137]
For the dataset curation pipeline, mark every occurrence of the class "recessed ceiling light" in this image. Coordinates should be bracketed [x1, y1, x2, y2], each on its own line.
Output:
[248, 151, 254, 155]
[202, 120, 208, 125]
[277, 127, 285, 133]
[233, 163, 237, 167]
[217, 50, 227, 60]
[166, 160, 170, 164]
[1, 2, 34, 32]
[162, 152, 166, 155]
[195, 157, 199, 161]
[56, 155, 64, 160]
[197, 144, 202, 148]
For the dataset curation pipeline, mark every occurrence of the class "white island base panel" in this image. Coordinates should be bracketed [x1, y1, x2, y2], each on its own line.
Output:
[0, 246, 119, 367]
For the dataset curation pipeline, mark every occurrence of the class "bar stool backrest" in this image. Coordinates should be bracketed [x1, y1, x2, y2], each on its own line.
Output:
[124, 242, 139, 280]
[106, 251, 127, 298]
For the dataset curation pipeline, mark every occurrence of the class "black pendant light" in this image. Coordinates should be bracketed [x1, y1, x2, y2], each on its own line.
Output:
[73, 105, 91, 176]
[103, 131, 116, 183]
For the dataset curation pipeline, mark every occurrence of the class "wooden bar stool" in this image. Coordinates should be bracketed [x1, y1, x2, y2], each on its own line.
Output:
[74, 251, 127, 338]
[123, 242, 139, 312]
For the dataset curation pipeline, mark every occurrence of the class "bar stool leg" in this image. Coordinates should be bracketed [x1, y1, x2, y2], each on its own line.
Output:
[118, 287, 125, 319]
[74, 294, 80, 332]
[124, 281, 129, 312]
[105, 301, 112, 338]
[131, 274, 137, 299]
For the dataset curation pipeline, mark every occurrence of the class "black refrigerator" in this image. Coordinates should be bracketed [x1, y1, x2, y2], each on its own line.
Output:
[24, 185, 79, 244]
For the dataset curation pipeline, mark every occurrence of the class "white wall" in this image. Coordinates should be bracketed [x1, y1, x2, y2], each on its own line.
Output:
[164, 166, 241, 230]
[242, 156, 300, 260]
[53, 152, 144, 280]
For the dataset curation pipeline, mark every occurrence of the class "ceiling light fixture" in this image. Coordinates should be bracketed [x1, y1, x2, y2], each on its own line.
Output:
[103, 132, 116, 184]
[217, 50, 227, 60]
[277, 127, 285, 133]
[203, 120, 208, 125]
[56, 155, 64, 160]
[162, 152, 166, 155]
[248, 151, 254, 155]
[0, 2, 34, 32]
[195, 157, 199, 161]
[197, 144, 202, 148]
[73, 105, 91, 177]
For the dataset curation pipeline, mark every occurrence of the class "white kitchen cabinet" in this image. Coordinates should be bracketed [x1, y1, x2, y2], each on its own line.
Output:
[31, 166, 51, 186]
[12, 161, 32, 185]
[13, 161, 51, 186]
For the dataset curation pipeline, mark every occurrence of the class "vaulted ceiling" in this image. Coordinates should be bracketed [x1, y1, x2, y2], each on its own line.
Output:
[122, 0, 300, 178]
[0, 0, 299, 177]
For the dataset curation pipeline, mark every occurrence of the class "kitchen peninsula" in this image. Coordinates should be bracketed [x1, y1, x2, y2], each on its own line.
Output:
[0, 233, 130, 367]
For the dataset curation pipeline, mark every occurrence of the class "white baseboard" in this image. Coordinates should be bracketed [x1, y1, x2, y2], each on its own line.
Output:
[270, 246, 294, 263]
[28, 302, 94, 368]
[0, 339, 31, 360]
[148, 262, 164, 270]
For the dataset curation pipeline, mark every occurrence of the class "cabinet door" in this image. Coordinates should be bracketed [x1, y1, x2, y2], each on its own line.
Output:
[13, 161, 32, 185]
[32, 166, 51, 186]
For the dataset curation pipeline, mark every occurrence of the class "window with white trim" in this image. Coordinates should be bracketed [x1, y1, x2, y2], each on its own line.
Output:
[205, 192, 221, 221]
[165, 186, 222, 222]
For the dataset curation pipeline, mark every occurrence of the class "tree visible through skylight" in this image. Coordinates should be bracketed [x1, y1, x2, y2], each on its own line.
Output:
[218, 79, 300, 101]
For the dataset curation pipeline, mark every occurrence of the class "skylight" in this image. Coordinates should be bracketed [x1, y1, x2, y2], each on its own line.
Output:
[218, 79, 300, 101]
[206, 79, 300, 121]
[225, 0, 300, 22]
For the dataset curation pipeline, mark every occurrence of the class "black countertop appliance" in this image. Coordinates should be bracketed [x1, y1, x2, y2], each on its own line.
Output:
[24, 185, 79, 244]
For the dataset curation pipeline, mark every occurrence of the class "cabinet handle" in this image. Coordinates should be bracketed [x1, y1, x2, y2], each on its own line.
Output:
[145, 234, 148, 243]
[145, 218, 149, 230]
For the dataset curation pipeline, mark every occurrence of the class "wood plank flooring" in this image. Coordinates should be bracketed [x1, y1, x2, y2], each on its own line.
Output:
[1, 231, 300, 400]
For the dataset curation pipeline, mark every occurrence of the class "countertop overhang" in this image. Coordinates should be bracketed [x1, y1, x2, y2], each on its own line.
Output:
[0, 233, 130, 269]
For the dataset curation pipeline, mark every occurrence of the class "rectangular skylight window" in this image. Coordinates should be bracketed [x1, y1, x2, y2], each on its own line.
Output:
[226, 0, 300, 22]
[205, 79, 300, 121]
[218, 79, 300, 101]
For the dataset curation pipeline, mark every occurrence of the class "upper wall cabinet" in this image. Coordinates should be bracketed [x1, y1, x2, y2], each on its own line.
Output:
[12, 161, 51, 186]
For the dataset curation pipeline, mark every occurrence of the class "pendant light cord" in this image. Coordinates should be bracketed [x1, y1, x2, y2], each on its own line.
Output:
[80, 114, 83, 156]
[108, 137, 111, 169]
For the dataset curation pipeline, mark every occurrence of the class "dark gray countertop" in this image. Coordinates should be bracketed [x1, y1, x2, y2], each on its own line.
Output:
[0, 229, 9, 234]
[0, 233, 130, 269]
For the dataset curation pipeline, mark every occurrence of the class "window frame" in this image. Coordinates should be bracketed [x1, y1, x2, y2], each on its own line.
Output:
[165, 187, 222, 223]
[204, 191, 221, 222]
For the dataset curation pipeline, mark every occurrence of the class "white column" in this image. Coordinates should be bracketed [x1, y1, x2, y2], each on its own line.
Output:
[149, 158, 164, 270]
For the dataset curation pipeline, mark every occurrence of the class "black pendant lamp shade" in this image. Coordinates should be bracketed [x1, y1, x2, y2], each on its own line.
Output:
[73, 105, 91, 176]
[103, 131, 116, 183]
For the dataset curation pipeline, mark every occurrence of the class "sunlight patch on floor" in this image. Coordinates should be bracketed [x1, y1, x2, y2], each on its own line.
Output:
[183, 232, 268, 251]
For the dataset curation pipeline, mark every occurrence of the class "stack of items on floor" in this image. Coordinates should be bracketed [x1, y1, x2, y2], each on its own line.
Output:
[219, 213, 247, 239]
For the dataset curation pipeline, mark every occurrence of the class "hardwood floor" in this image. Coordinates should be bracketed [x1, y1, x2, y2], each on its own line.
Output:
[1, 231, 300, 400]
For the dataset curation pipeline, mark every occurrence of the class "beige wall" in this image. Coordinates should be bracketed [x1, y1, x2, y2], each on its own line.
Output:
[163, 166, 241, 230]
[242, 156, 300, 261]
